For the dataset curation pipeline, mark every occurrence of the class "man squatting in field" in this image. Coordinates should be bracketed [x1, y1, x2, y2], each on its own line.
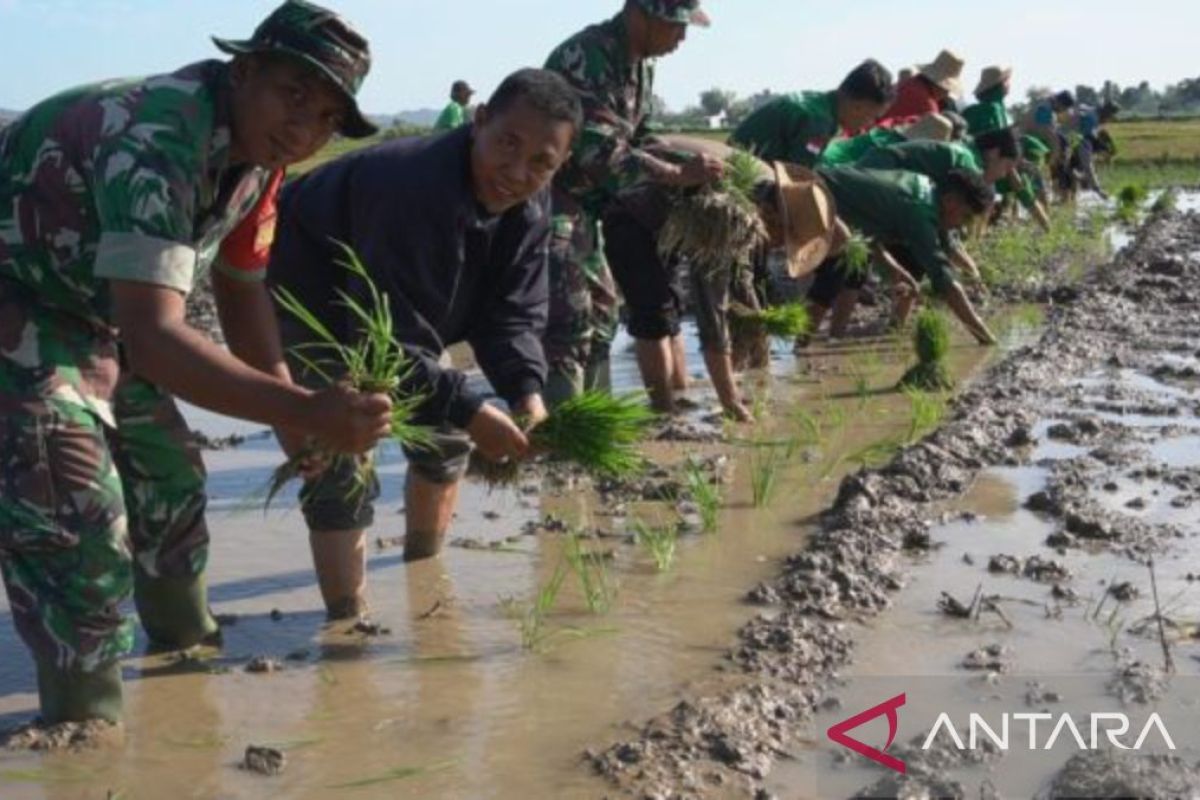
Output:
[0, 0, 393, 725]
[266, 70, 583, 619]
[541, 0, 724, 408]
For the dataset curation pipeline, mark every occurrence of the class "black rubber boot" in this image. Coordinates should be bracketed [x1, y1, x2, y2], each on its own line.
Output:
[133, 569, 220, 651]
[36, 660, 123, 725]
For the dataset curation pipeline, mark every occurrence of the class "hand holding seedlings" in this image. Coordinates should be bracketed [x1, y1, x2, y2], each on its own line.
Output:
[466, 404, 531, 463]
[306, 384, 395, 454]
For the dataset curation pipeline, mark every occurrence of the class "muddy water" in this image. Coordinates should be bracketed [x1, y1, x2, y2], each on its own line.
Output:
[768, 346, 1200, 798]
[0, 315, 1037, 799]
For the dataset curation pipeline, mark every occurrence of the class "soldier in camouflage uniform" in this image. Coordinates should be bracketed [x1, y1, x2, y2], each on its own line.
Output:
[0, 0, 393, 726]
[542, 0, 722, 404]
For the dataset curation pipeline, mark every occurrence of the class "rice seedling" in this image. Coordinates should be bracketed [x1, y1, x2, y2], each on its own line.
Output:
[749, 440, 786, 508]
[501, 559, 569, 651]
[898, 307, 954, 391]
[632, 517, 679, 572]
[563, 532, 617, 614]
[659, 149, 769, 274]
[1115, 182, 1149, 224]
[840, 231, 874, 282]
[1151, 187, 1179, 215]
[730, 302, 811, 341]
[793, 408, 823, 447]
[328, 760, 458, 789]
[903, 386, 948, 443]
[265, 241, 432, 510]
[683, 459, 722, 533]
[847, 437, 904, 470]
[469, 391, 658, 487]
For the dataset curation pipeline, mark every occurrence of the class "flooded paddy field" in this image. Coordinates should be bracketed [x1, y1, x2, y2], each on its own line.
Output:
[2, 204, 1197, 799]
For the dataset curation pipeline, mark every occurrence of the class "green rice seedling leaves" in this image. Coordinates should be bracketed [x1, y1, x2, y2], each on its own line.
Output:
[841, 231, 874, 281]
[501, 558, 568, 651]
[264, 241, 433, 510]
[633, 517, 679, 572]
[683, 459, 722, 533]
[528, 391, 658, 478]
[328, 760, 458, 789]
[1115, 182, 1149, 224]
[563, 532, 617, 614]
[793, 408, 823, 447]
[898, 307, 954, 391]
[731, 302, 811, 341]
[903, 386, 948, 443]
[749, 440, 786, 508]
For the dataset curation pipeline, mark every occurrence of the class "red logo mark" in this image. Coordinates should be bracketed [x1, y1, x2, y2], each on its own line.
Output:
[826, 693, 907, 774]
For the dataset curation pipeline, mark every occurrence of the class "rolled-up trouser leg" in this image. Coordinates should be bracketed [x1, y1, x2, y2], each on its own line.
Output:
[109, 374, 217, 650]
[0, 376, 134, 722]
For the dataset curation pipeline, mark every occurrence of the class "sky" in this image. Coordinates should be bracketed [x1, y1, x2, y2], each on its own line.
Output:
[1, 0, 1197, 114]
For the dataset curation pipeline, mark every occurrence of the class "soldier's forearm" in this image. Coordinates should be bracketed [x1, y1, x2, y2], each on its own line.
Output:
[112, 281, 314, 430]
[212, 272, 291, 384]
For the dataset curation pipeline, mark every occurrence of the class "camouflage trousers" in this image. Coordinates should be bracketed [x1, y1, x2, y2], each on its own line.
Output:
[543, 188, 619, 399]
[0, 301, 209, 672]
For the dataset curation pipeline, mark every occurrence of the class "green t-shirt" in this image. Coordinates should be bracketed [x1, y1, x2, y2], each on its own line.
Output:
[816, 166, 955, 294]
[434, 100, 469, 131]
[730, 90, 839, 167]
[856, 141, 984, 186]
[819, 127, 906, 167]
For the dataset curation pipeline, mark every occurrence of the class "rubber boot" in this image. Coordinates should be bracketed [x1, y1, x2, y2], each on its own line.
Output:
[133, 569, 220, 651]
[36, 660, 123, 725]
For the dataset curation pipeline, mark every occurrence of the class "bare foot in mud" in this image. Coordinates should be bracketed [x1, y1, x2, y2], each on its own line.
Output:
[1, 719, 125, 752]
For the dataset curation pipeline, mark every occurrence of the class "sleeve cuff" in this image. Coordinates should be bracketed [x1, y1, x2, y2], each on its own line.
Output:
[93, 232, 196, 294]
[504, 377, 544, 408]
[213, 255, 267, 283]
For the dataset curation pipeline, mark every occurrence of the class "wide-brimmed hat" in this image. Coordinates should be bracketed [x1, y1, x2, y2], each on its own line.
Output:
[974, 66, 1013, 97]
[213, 0, 377, 138]
[918, 49, 965, 95]
[634, 0, 711, 27]
[772, 163, 837, 279]
[902, 113, 954, 142]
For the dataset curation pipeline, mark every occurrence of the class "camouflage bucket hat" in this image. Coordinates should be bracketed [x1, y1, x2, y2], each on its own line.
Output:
[635, 0, 711, 27]
[213, 0, 377, 138]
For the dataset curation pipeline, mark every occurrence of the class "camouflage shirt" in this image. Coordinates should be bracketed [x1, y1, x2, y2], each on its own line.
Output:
[0, 60, 272, 335]
[545, 13, 658, 215]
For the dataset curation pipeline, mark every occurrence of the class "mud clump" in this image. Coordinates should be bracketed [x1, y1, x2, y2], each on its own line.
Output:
[241, 745, 286, 776]
[1037, 751, 1200, 799]
[585, 212, 1200, 797]
[1, 719, 124, 751]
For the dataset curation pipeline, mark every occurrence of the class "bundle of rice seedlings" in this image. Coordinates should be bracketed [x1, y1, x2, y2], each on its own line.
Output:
[729, 302, 811, 341]
[658, 149, 769, 275]
[840, 231, 873, 281]
[898, 308, 954, 391]
[1114, 183, 1148, 225]
[265, 241, 432, 509]
[468, 392, 658, 487]
[531, 391, 657, 476]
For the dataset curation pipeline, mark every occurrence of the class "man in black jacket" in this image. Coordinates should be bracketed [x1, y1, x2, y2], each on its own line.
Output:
[268, 69, 581, 618]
